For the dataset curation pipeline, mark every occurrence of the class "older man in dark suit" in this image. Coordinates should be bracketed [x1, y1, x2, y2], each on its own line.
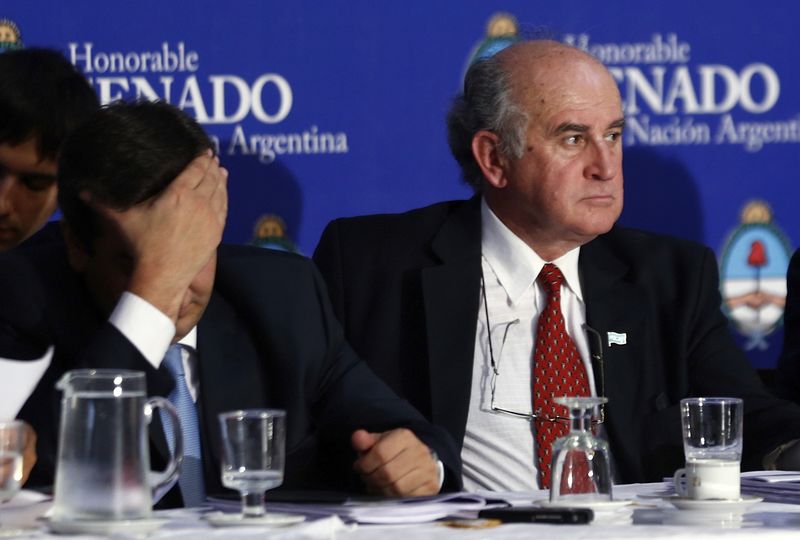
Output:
[1, 101, 460, 507]
[314, 39, 800, 490]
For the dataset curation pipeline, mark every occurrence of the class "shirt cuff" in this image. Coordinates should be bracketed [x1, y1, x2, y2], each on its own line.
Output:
[436, 459, 445, 490]
[109, 292, 175, 369]
[429, 450, 445, 491]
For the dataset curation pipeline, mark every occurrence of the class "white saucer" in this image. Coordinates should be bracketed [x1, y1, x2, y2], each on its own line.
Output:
[204, 511, 306, 527]
[534, 498, 633, 511]
[662, 510, 746, 527]
[667, 495, 763, 512]
[42, 517, 168, 535]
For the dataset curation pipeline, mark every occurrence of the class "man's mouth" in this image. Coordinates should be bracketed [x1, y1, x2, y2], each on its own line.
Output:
[583, 194, 616, 204]
[0, 225, 18, 238]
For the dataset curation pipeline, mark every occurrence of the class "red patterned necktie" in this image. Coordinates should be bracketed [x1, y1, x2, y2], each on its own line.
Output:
[533, 263, 591, 489]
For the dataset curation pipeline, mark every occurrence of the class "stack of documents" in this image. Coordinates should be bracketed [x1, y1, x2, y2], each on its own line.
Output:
[740, 470, 800, 503]
[304, 493, 489, 523]
[211, 492, 491, 524]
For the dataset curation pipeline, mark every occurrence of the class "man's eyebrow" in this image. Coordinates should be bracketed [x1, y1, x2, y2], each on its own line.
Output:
[608, 118, 626, 130]
[553, 117, 626, 135]
[554, 123, 589, 135]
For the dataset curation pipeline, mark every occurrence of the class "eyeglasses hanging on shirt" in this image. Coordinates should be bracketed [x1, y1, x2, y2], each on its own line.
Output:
[480, 274, 607, 425]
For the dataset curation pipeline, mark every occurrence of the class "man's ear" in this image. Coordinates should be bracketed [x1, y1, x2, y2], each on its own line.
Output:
[471, 130, 510, 189]
[61, 222, 88, 272]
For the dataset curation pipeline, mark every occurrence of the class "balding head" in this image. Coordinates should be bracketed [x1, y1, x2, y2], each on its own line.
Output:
[447, 40, 621, 191]
[462, 39, 625, 259]
[497, 40, 621, 129]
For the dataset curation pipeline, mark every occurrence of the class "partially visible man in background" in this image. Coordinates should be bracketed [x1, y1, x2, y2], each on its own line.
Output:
[0, 47, 97, 488]
[0, 48, 98, 250]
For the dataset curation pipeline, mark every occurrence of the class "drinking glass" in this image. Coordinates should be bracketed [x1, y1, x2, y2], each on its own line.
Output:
[218, 409, 286, 518]
[675, 397, 743, 500]
[0, 421, 25, 503]
[549, 396, 613, 503]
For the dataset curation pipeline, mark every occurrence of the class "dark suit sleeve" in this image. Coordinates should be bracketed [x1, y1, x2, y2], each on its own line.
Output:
[0, 252, 51, 360]
[215, 245, 462, 492]
[777, 250, 800, 401]
[319, 225, 466, 488]
[303, 261, 462, 491]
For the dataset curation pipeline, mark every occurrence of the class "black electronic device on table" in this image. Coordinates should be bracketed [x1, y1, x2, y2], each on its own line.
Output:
[478, 506, 594, 524]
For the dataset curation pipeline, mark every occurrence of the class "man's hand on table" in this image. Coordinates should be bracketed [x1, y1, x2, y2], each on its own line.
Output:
[351, 428, 441, 497]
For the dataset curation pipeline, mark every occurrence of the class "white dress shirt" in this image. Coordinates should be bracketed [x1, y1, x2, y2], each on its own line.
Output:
[460, 199, 597, 492]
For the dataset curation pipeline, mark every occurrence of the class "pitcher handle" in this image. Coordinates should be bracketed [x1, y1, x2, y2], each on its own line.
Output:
[145, 396, 184, 494]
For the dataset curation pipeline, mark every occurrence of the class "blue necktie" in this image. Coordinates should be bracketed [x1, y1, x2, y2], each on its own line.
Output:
[161, 344, 206, 507]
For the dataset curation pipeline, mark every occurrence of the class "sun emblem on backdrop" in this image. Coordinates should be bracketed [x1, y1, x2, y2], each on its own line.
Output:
[719, 200, 792, 350]
[463, 12, 521, 75]
[250, 214, 298, 253]
[0, 18, 22, 52]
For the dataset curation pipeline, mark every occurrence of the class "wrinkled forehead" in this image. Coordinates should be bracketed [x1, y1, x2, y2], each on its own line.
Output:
[501, 42, 622, 119]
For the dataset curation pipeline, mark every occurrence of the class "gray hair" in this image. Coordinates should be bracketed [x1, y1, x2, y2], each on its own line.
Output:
[446, 55, 529, 191]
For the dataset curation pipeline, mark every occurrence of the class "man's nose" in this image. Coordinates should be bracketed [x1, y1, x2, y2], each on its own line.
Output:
[584, 141, 619, 181]
[0, 175, 16, 215]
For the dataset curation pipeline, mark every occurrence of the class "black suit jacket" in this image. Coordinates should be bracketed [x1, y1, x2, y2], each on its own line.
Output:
[314, 197, 800, 483]
[0, 231, 461, 502]
[776, 250, 800, 401]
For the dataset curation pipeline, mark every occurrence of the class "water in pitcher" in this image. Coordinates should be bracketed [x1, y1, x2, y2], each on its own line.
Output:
[53, 392, 152, 521]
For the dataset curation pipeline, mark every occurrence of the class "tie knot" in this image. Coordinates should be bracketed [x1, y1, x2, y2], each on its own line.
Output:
[163, 344, 185, 378]
[538, 263, 564, 293]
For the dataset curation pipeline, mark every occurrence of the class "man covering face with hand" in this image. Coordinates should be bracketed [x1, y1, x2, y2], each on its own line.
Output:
[2, 100, 460, 506]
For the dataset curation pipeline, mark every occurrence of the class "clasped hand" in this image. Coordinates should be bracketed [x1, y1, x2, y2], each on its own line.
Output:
[351, 428, 441, 496]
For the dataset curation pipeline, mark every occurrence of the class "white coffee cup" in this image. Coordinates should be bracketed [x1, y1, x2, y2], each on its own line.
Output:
[673, 459, 740, 500]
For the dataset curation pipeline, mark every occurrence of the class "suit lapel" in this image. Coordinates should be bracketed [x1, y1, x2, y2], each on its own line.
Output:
[579, 233, 648, 433]
[422, 198, 482, 445]
[196, 292, 268, 482]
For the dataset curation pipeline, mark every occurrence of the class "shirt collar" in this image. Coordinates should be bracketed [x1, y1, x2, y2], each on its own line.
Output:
[481, 198, 584, 303]
[178, 326, 198, 351]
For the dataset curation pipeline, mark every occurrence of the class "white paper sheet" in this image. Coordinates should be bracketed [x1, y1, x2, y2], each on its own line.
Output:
[740, 470, 800, 502]
[0, 347, 53, 420]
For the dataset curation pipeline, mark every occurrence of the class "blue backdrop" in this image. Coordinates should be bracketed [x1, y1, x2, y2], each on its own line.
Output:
[3, 1, 796, 367]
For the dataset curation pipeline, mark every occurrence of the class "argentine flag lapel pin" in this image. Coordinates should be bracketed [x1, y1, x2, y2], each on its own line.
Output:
[607, 331, 627, 346]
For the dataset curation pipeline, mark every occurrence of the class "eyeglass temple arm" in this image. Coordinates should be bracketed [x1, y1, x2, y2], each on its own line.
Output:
[583, 323, 606, 423]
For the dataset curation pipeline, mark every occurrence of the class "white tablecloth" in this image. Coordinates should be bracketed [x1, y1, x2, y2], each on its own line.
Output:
[4, 482, 800, 539]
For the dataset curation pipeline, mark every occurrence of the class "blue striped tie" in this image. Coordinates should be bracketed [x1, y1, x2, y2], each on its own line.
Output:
[161, 344, 206, 507]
